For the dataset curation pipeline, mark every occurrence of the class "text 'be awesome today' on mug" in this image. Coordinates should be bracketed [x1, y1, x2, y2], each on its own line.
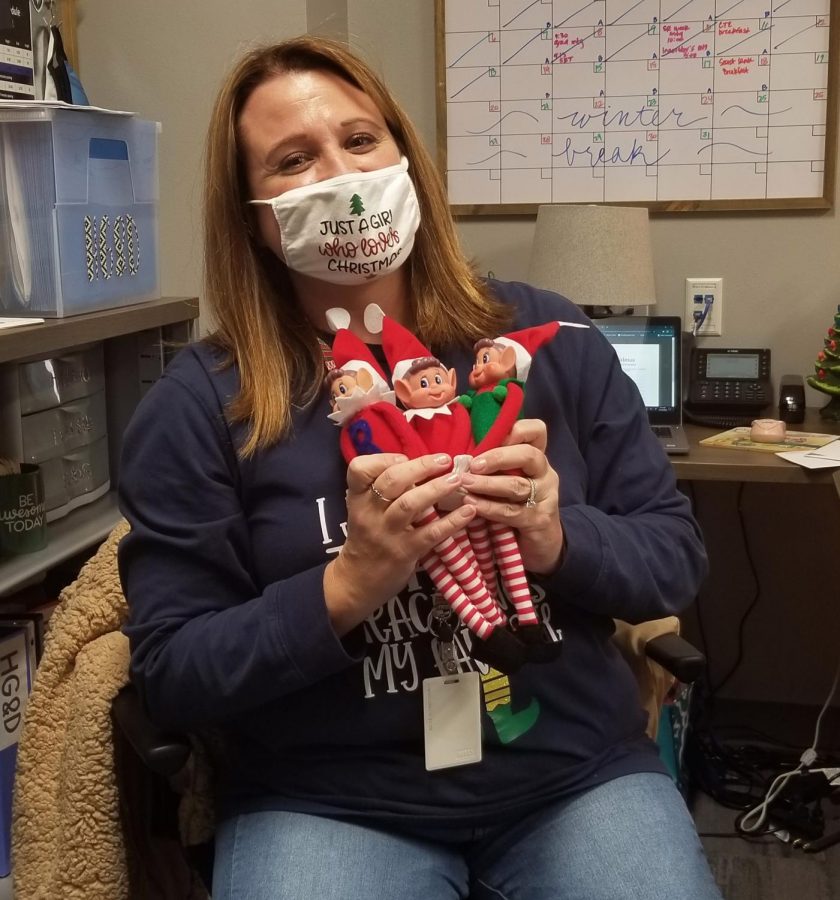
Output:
[0, 463, 47, 555]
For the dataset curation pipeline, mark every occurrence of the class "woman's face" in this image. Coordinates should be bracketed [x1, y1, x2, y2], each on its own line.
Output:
[239, 68, 402, 259]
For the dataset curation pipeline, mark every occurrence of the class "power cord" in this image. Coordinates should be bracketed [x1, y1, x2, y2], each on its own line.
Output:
[710, 483, 761, 698]
[691, 294, 715, 337]
[811, 656, 840, 754]
[687, 482, 759, 710]
[736, 652, 840, 839]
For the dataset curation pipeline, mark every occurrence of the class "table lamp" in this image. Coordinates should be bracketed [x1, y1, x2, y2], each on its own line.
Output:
[527, 204, 657, 317]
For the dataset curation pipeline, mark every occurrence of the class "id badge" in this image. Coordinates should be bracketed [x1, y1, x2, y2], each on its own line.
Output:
[422, 672, 482, 771]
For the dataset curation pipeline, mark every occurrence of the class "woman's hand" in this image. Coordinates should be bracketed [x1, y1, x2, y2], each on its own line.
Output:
[324, 453, 477, 636]
[460, 419, 564, 576]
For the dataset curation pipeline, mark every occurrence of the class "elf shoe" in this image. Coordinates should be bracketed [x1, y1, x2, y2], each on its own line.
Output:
[515, 623, 563, 664]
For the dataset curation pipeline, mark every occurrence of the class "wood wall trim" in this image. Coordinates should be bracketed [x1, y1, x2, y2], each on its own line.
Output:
[57, 0, 78, 72]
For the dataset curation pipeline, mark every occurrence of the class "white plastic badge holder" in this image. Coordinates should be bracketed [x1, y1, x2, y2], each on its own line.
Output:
[423, 672, 482, 771]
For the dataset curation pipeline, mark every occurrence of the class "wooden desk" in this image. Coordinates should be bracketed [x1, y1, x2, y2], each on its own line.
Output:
[675, 409, 840, 708]
[673, 409, 840, 498]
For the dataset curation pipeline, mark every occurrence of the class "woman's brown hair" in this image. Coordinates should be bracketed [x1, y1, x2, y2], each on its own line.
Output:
[203, 36, 511, 456]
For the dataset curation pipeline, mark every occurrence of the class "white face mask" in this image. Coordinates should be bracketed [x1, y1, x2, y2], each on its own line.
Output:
[249, 157, 421, 285]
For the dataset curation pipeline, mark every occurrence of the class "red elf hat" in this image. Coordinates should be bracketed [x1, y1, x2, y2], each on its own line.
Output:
[495, 321, 562, 382]
[332, 328, 390, 391]
[382, 316, 435, 384]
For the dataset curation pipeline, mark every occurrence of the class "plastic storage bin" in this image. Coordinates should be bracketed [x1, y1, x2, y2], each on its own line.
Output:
[38, 434, 110, 518]
[0, 104, 159, 317]
[0, 342, 110, 521]
[17, 344, 105, 415]
[20, 389, 107, 463]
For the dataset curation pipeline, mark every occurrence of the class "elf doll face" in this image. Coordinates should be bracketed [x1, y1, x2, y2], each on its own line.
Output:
[395, 363, 457, 409]
[469, 342, 517, 389]
[327, 368, 373, 409]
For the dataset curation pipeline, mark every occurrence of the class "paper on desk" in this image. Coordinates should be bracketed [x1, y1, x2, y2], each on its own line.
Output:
[0, 317, 44, 330]
[807, 440, 840, 461]
[777, 439, 840, 469]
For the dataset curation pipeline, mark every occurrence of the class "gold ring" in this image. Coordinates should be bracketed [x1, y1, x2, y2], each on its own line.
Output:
[525, 477, 538, 509]
[369, 483, 391, 504]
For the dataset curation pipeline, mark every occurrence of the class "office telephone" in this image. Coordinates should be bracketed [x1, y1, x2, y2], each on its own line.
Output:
[683, 347, 772, 428]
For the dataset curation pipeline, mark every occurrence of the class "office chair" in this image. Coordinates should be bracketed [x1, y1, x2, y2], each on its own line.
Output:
[112, 620, 706, 896]
[112, 704, 211, 898]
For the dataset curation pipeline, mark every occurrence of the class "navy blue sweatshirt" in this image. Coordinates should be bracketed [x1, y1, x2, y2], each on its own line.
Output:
[118, 281, 707, 828]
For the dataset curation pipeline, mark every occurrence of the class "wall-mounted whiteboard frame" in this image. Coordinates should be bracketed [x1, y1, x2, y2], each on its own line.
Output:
[435, 0, 839, 213]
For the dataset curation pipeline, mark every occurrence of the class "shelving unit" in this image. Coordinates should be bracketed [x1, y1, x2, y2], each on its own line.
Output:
[0, 297, 199, 598]
[0, 296, 198, 364]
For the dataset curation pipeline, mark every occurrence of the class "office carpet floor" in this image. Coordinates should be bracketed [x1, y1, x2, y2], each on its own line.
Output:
[693, 790, 840, 900]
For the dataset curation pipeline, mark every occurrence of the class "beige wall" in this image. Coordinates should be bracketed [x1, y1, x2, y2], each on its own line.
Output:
[75, 1, 839, 706]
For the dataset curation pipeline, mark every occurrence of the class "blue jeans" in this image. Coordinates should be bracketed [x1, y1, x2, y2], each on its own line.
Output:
[213, 772, 722, 900]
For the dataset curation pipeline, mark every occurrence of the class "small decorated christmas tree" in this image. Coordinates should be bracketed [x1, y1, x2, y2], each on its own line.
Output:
[807, 304, 840, 420]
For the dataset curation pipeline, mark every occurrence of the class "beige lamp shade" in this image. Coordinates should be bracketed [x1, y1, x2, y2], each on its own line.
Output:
[527, 205, 657, 309]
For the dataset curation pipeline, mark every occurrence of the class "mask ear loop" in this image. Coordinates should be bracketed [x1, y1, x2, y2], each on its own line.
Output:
[243, 196, 268, 248]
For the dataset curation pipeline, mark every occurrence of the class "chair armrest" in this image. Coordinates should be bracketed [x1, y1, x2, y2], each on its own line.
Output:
[644, 632, 706, 685]
[112, 684, 192, 778]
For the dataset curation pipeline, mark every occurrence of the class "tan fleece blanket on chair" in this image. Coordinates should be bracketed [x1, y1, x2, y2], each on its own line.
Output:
[12, 519, 132, 900]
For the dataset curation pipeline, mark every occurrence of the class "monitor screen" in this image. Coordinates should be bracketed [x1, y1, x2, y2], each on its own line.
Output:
[594, 317, 682, 418]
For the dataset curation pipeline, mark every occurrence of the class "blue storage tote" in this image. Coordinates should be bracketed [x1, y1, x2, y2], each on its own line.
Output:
[0, 104, 159, 317]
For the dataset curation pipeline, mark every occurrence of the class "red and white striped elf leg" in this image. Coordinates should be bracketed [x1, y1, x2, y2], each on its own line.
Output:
[420, 549, 495, 639]
[415, 508, 502, 624]
[448, 528, 505, 624]
[466, 518, 500, 602]
[489, 522, 539, 627]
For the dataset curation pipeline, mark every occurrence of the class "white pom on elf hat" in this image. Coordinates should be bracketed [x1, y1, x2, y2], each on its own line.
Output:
[494, 320, 589, 382]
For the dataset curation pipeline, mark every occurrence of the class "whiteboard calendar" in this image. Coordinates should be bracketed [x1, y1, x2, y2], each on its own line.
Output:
[437, 0, 837, 211]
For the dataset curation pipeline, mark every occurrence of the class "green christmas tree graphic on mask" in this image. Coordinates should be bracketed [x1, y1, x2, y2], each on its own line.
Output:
[350, 194, 365, 216]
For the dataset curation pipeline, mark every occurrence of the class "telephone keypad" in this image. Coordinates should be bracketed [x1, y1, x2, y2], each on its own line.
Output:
[692, 380, 770, 406]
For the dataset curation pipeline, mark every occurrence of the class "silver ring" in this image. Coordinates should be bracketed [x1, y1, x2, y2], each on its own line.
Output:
[369, 483, 391, 504]
[525, 477, 538, 509]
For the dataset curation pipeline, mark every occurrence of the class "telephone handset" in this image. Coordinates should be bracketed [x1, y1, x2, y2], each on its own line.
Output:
[683, 347, 772, 428]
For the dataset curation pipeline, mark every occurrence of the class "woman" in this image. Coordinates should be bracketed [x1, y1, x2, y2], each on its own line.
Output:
[118, 35, 722, 900]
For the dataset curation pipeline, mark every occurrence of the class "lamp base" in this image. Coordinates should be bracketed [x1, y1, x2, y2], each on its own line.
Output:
[582, 305, 637, 319]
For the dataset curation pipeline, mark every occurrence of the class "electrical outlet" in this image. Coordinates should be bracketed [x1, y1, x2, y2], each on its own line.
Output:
[685, 277, 723, 336]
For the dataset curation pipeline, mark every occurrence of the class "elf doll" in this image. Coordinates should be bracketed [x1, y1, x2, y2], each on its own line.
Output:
[458, 322, 588, 658]
[326, 331, 423, 460]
